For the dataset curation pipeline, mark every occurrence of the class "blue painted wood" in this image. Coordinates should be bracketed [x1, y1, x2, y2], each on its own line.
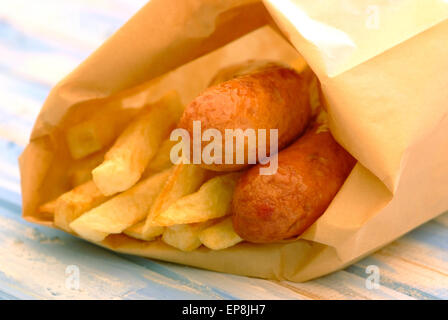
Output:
[0, 0, 447, 300]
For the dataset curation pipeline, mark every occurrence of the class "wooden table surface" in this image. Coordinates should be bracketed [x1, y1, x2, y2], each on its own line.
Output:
[0, 0, 447, 300]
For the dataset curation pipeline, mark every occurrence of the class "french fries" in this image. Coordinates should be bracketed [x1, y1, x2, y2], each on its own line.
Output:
[68, 151, 105, 188]
[152, 172, 241, 226]
[70, 169, 171, 242]
[199, 217, 243, 250]
[54, 180, 109, 232]
[65, 108, 127, 161]
[65, 99, 146, 160]
[66, 121, 110, 160]
[124, 222, 164, 241]
[49, 87, 250, 252]
[37, 198, 58, 220]
[145, 138, 178, 173]
[92, 91, 183, 196]
[143, 164, 210, 235]
[162, 222, 212, 252]
[38, 199, 58, 214]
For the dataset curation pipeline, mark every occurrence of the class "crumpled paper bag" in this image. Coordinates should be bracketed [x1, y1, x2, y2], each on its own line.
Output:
[19, 0, 448, 282]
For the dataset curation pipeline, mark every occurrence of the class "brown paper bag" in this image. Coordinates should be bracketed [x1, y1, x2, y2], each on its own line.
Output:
[19, 0, 448, 282]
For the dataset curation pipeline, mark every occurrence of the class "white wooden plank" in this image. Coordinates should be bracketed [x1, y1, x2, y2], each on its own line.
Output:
[282, 270, 414, 300]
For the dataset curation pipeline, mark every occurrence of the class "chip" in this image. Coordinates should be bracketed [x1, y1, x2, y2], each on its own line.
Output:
[199, 217, 243, 250]
[66, 121, 108, 160]
[92, 91, 183, 196]
[54, 180, 109, 232]
[37, 198, 58, 220]
[123, 222, 164, 241]
[162, 221, 212, 252]
[152, 172, 241, 226]
[143, 164, 210, 235]
[70, 169, 171, 242]
[65, 101, 142, 160]
[145, 138, 178, 173]
[68, 151, 105, 188]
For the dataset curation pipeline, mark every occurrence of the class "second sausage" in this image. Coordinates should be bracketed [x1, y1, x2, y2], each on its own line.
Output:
[231, 120, 356, 243]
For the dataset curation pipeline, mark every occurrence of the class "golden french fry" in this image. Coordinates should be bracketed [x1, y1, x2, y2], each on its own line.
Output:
[65, 109, 125, 161]
[123, 222, 164, 241]
[162, 222, 212, 252]
[68, 151, 105, 187]
[38, 199, 58, 214]
[65, 100, 144, 160]
[70, 168, 93, 189]
[145, 138, 178, 173]
[199, 217, 243, 250]
[153, 172, 241, 226]
[37, 198, 58, 220]
[70, 222, 108, 242]
[92, 91, 183, 196]
[143, 164, 210, 235]
[54, 180, 109, 232]
[70, 169, 171, 242]
[66, 121, 108, 160]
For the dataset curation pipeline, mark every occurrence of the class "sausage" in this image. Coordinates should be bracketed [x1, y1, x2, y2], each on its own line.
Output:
[208, 60, 285, 86]
[231, 121, 356, 243]
[178, 63, 313, 171]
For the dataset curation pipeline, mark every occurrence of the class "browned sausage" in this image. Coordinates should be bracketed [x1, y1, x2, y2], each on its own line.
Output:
[178, 63, 313, 171]
[231, 121, 356, 243]
[208, 60, 284, 86]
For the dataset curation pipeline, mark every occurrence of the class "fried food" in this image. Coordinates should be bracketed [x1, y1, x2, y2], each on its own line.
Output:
[70, 169, 171, 242]
[232, 119, 356, 243]
[178, 64, 313, 171]
[152, 172, 241, 226]
[199, 217, 242, 250]
[92, 91, 183, 196]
